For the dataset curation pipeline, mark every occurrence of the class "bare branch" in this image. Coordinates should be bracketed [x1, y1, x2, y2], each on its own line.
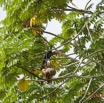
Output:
[66, 6, 93, 14]
[85, 0, 92, 9]
[69, 2, 79, 8]
[44, 31, 66, 40]
[64, 8, 93, 14]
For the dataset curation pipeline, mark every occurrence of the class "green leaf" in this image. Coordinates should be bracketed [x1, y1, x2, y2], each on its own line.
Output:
[0, 50, 6, 69]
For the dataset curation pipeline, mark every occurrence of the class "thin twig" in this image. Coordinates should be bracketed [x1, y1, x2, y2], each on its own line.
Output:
[74, 57, 84, 73]
[37, 79, 69, 101]
[89, 57, 104, 68]
[60, 61, 79, 68]
[86, 23, 93, 42]
[66, 6, 93, 14]
[16, 64, 45, 80]
[82, 83, 104, 103]
[31, 74, 104, 82]
[79, 78, 92, 103]
[41, 35, 52, 47]
[85, 0, 92, 9]
[58, 74, 104, 80]
[69, 2, 78, 8]
[44, 31, 66, 40]
[84, 49, 104, 59]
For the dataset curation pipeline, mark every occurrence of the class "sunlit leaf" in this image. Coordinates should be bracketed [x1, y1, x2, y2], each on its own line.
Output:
[0, 50, 6, 69]
[31, 27, 42, 36]
[31, 69, 42, 75]
[30, 15, 37, 27]
[50, 60, 60, 68]
[18, 77, 30, 92]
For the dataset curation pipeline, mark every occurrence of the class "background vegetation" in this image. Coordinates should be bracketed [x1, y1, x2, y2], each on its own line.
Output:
[0, 0, 104, 103]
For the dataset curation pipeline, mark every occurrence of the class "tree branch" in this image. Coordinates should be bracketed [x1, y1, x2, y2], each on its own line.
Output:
[44, 31, 66, 40]
[82, 83, 104, 103]
[31, 74, 104, 82]
[57, 74, 104, 80]
[37, 79, 69, 101]
[66, 6, 93, 14]
[85, 0, 92, 9]
[79, 78, 92, 103]
[84, 49, 104, 59]
[64, 8, 93, 14]
[41, 0, 92, 14]
[16, 63, 45, 80]
[86, 23, 93, 42]
[89, 58, 104, 68]
[41, 35, 53, 47]
[73, 57, 84, 73]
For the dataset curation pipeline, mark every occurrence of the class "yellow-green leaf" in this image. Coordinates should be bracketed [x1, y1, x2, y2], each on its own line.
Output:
[30, 15, 37, 27]
[0, 50, 6, 69]
[18, 77, 30, 92]
[32, 69, 42, 75]
[31, 26, 42, 36]
[50, 60, 60, 68]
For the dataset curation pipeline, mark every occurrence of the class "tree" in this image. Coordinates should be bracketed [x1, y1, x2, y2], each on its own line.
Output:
[0, 0, 104, 103]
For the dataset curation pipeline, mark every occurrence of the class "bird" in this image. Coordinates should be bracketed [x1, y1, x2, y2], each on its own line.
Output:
[41, 46, 61, 83]
[41, 49, 53, 69]
[41, 46, 61, 69]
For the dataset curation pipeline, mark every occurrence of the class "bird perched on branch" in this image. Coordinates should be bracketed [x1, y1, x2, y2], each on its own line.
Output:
[41, 46, 61, 83]
[41, 46, 56, 69]
[41, 46, 60, 69]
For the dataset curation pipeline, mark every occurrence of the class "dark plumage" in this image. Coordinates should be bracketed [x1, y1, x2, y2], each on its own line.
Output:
[41, 50, 55, 69]
[44, 50, 53, 59]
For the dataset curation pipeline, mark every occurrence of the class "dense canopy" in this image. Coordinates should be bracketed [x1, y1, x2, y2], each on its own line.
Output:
[0, 0, 104, 103]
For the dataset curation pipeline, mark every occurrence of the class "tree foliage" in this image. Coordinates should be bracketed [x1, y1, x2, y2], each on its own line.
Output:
[0, 0, 104, 103]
